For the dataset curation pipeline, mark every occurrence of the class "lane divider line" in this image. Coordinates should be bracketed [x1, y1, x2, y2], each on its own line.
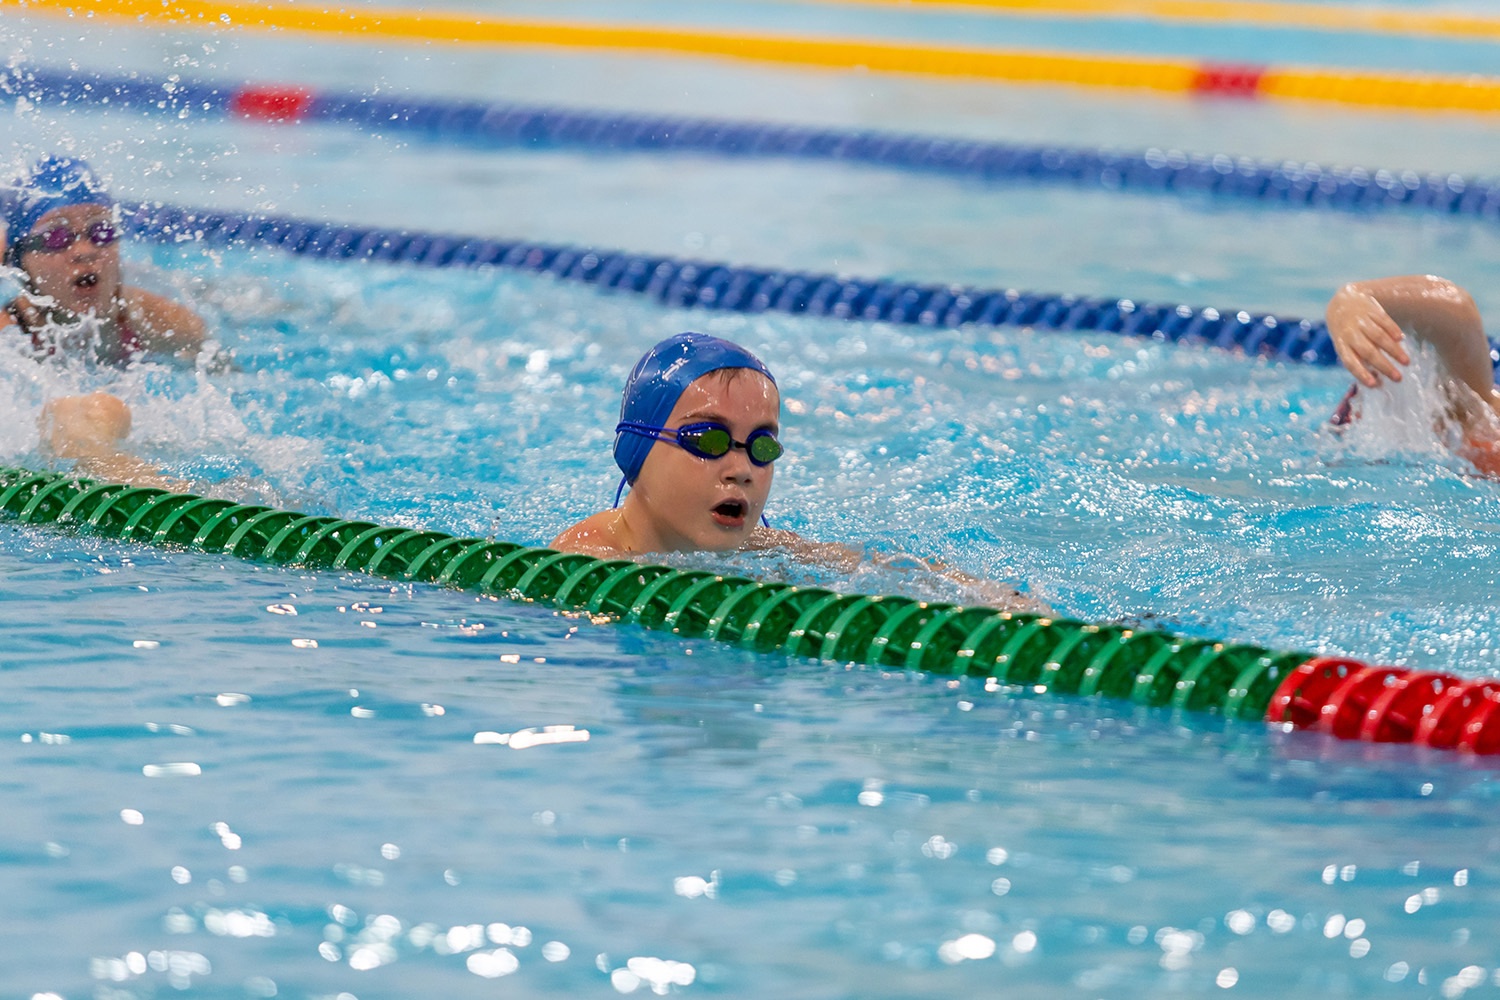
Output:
[119, 198, 1349, 366]
[8, 0, 1500, 114]
[8, 66, 1500, 227]
[807, 0, 1500, 44]
[3, 466, 1495, 754]
[113, 196, 1500, 371]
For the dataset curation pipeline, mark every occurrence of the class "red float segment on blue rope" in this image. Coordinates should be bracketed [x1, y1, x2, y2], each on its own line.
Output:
[229, 84, 313, 122]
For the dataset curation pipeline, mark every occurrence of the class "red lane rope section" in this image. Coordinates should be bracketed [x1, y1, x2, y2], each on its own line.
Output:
[1190, 62, 1266, 98]
[228, 84, 314, 121]
[1269, 657, 1500, 753]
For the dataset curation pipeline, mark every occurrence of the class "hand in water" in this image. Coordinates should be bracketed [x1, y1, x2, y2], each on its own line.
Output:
[40, 391, 131, 459]
[38, 391, 187, 491]
[1326, 283, 1411, 388]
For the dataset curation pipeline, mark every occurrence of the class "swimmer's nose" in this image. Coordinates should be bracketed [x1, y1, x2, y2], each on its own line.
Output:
[719, 448, 756, 482]
[75, 238, 107, 259]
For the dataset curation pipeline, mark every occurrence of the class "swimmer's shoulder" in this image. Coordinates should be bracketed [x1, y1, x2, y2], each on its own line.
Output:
[550, 510, 627, 555]
[120, 285, 207, 357]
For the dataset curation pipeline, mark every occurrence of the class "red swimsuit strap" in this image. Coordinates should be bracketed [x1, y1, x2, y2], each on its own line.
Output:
[6, 299, 145, 364]
[114, 306, 146, 361]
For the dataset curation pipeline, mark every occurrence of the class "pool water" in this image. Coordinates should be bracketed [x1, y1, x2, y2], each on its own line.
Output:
[4, 3, 1500, 998]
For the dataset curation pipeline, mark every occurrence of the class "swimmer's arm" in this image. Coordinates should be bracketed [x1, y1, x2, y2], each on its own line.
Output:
[1327, 276, 1494, 405]
[120, 286, 209, 363]
[748, 527, 1052, 613]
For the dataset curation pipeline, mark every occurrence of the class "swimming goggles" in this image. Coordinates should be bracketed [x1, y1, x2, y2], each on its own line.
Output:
[616, 420, 783, 466]
[13, 221, 119, 255]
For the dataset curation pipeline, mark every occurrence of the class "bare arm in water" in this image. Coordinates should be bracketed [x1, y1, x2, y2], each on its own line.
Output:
[752, 528, 1052, 614]
[1326, 275, 1497, 423]
[556, 516, 1050, 614]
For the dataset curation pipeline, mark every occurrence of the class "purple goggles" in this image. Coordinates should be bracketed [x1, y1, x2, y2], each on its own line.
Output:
[13, 220, 119, 255]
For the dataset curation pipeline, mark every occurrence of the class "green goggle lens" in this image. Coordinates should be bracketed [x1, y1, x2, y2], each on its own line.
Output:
[748, 433, 783, 464]
[688, 427, 733, 457]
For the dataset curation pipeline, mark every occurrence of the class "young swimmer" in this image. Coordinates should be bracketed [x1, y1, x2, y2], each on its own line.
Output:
[551, 331, 1049, 611]
[1325, 274, 1500, 474]
[3, 156, 206, 363]
[2, 156, 208, 488]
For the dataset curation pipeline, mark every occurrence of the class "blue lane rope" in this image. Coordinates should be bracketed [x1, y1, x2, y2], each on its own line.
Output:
[124, 200, 1361, 364]
[6, 65, 1500, 224]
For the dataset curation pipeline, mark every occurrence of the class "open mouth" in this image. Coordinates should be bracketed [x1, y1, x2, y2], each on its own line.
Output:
[712, 499, 747, 525]
[74, 273, 99, 288]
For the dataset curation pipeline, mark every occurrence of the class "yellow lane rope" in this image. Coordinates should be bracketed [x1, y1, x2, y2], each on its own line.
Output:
[9, 0, 1500, 114]
[807, 0, 1500, 43]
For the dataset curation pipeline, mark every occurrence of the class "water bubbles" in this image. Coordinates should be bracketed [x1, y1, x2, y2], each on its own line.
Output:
[203, 908, 275, 938]
[1442, 966, 1489, 998]
[611, 956, 696, 994]
[347, 944, 393, 971]
[1155, 928, 1202, 970]
[673, 875, 716, 899]
[938, 933, 996, 963]
[920, 835, 956, 859]
[1266, 910, 1297, 934]
[466, 949, 519, 978]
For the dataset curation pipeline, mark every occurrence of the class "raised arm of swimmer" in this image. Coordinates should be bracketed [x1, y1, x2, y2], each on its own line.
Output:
[1327, 275, 1495, 410]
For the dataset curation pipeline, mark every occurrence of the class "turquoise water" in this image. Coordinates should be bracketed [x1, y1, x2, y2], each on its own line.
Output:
[5, 3, 1500, 998]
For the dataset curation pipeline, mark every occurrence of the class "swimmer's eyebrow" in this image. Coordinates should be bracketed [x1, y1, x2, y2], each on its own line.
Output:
[678, 407, 779, 431]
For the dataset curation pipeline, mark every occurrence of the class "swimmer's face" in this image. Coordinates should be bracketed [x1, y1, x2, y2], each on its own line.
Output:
[627, 369, 779, 552]
[20, 204, 123, 318]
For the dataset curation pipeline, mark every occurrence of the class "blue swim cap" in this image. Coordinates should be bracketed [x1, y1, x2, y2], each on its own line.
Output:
[613, 331, 777, 484]
[4, 156, 113, 267]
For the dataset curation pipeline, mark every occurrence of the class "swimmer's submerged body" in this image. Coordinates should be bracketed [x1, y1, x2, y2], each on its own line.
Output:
[551, 332, 1050, 612]
[1326, 274, 1500, 476]
[2, 157, 209, 489]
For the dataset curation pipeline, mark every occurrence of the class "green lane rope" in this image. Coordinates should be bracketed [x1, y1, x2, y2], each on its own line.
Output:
[22, 465, 1500, 751]
[0, 465, 1309, 724]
